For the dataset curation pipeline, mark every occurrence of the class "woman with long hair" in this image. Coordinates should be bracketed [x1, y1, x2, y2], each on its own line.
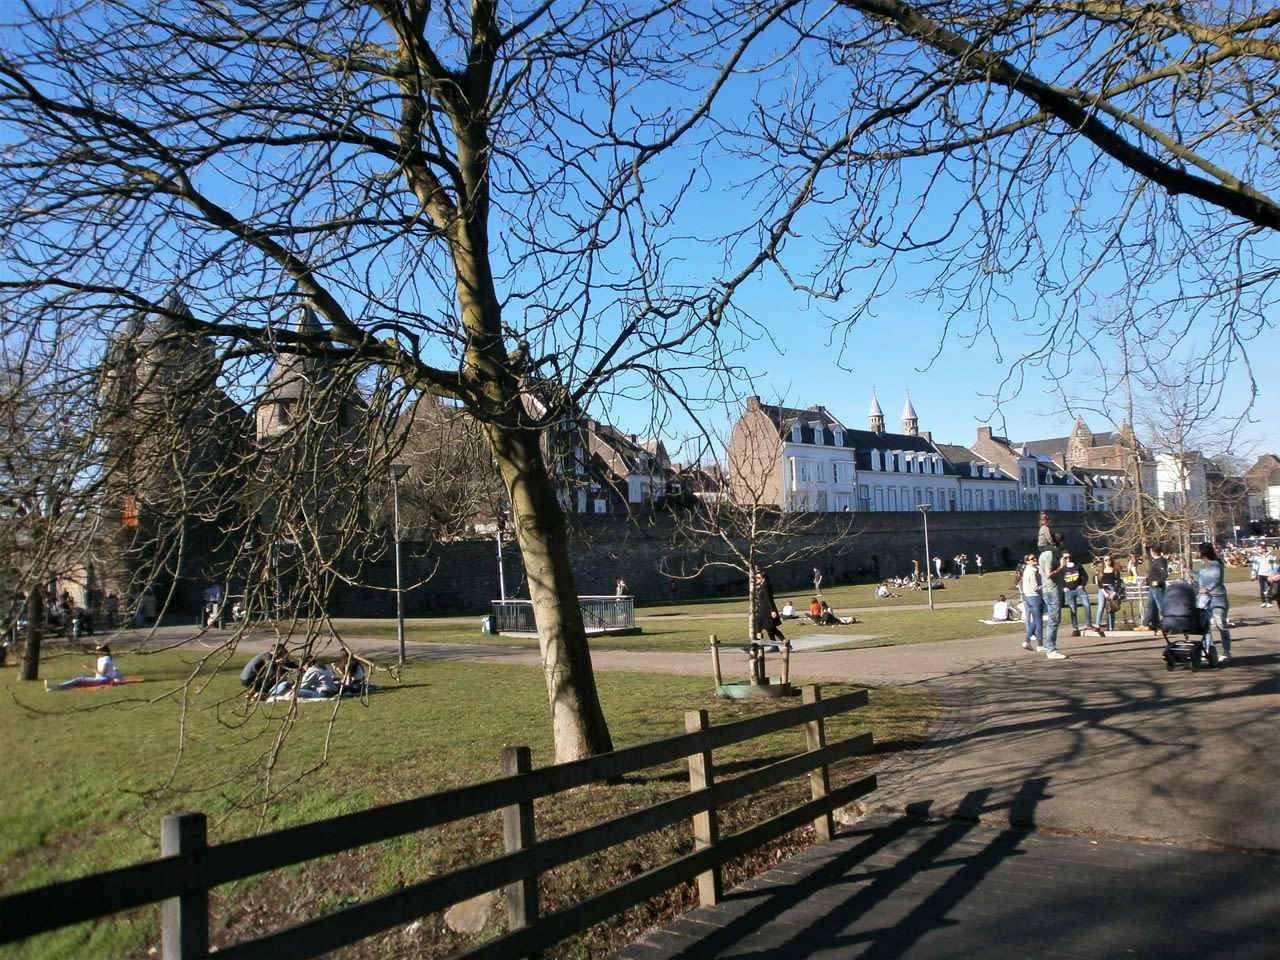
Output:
[1094, 554, 1119, 634]
[1197, 542, 1233, 663]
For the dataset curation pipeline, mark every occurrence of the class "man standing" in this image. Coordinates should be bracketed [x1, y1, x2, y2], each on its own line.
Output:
[1252, 545, 1276, 608]
[1060, 549, 1089, 637]
[1137, 543, 1169, 631]
[812, 565, 823, 597]
[1039, 534, 1068, 660]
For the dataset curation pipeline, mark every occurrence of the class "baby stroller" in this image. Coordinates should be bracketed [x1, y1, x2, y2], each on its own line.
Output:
[1159, 581, 1218, 670]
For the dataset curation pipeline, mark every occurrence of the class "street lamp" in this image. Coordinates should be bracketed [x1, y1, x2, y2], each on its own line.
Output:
[917, 503, 934, 611]
[495, 511, 508, 601]
[391, 462, 410, 665]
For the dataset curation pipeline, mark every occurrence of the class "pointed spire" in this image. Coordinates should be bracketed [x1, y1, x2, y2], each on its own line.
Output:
[868, 392, 885, 434]
[901, 394, 918, 437]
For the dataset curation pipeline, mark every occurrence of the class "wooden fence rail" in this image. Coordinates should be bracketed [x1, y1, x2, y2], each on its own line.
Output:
[0, 685, 877, 959]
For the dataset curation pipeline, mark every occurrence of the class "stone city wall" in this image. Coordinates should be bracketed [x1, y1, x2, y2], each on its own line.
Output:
[328, 511, 1091, 617]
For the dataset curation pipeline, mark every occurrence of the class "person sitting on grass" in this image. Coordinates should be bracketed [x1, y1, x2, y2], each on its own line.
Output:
[45, 644, 125, 691]
[808, 597, 823, 619]
[780, 601, 797, 619]
[992, 595, 1014, 622]
[333, 651, 367, 696]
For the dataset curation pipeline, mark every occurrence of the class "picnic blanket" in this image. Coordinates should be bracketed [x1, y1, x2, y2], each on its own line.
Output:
[266, 684, 383, 703]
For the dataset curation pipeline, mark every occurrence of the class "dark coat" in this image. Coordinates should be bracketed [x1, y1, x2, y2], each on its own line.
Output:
[753, 577, 784, 641]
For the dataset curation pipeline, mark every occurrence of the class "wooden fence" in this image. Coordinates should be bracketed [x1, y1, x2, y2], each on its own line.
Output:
[0, 685, 877, 959]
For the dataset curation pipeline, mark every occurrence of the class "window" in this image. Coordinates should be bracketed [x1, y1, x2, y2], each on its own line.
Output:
[795, 459, 812, 483]
[791, 424, 803, 443]
[834, 461, 854, 486]
[811, 422, 824, 445]
[833, 428, 844, 447]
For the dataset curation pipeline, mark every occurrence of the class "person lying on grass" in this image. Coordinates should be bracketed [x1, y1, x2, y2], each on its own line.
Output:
[45, 644, 125, 691]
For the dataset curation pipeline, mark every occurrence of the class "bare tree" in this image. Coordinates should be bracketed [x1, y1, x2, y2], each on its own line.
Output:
[711, 1, 1278, 418]
[664, 429, 857, 644]
[0, 0, 786, 762]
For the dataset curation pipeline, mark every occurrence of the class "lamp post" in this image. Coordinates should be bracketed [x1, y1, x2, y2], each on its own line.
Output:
[391, 462, 410, 665]
[495, 511, 508, 601]
[917, 503, 934, 611]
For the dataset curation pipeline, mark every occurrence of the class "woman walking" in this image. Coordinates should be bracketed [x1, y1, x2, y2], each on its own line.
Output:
[1197, 542, 1233, 663]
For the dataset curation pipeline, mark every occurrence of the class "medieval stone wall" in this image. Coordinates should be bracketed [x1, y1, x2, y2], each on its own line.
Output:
[326, 511, 1091, 617]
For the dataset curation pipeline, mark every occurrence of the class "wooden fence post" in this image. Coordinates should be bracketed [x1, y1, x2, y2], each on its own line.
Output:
[709, 635, 722, 687]
[160, 811, 208, 960]
[803, 686, 834, 842]
[501, 745, 538, 946]
[685, 709, 722, 906]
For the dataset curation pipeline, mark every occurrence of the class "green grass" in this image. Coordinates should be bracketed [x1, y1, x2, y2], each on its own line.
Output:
[0, 644, 934, 960]
[334, 571, 1009, 652]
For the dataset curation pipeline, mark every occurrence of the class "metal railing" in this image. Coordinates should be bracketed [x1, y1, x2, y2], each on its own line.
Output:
[491, 596, 635, 633]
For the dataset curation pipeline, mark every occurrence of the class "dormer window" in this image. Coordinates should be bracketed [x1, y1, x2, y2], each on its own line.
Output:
[791, 424, 803, 443]
[811, 422, 824, 446]
[833, 428, 844, 447]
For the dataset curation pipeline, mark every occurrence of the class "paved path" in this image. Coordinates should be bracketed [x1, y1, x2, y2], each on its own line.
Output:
[602, 589, 1280, 959]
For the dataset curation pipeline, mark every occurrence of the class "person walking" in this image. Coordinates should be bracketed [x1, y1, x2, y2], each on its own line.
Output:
[1019, 554, 1045, 653]
[1252, 545, 1276, 608]
[1137, 543, 1169, 631]
[753, 569, 786, 644]
[1197, 542, 1233, 663]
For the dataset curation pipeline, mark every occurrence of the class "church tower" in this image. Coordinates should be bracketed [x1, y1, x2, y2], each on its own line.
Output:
[901, 394, 919, 437]
[868, 393, 885, 434]
[1066, 417, 1093, 468]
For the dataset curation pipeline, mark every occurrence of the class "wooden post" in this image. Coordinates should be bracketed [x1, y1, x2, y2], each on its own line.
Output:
[803, 686, 834, 842]
[709, 635, 722, 687]
[501, 746, 538, 945]
[685, 709, 722, 905]
[160, 812, 208, 960]
[781, 640, 792, 685]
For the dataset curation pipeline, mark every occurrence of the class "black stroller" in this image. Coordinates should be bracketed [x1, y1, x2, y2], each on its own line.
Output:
[1160, 581, 1219, 670]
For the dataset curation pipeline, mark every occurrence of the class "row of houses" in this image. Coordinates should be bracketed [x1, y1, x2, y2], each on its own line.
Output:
[560, 393, 1277, 537]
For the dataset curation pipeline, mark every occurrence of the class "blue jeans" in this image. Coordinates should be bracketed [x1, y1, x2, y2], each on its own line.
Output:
[1143, 586, 1165, 628]
[1095, 590, 1116, 630]
[1042, 587, 1062, 652]
[1063, 587, 1089, 629]
[1023, 594, 1044, 645]
[1204, 603, 1232, 655]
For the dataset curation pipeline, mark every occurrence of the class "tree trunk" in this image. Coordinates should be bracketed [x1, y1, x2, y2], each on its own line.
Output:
[19, 588, 43, 682]
[487, 422, 614, 763]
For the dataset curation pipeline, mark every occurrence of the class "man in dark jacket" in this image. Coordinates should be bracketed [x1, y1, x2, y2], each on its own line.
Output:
[1137, 543, 1169, 631]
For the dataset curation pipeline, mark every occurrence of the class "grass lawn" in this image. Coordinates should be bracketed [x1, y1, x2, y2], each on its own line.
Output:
[0, 643, 934, 959]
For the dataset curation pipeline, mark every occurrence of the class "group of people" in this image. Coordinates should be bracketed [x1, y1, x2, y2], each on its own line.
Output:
[1010, 512, 1234, 663]
[240, 643, 368, 700]
[933, 554, 983, 579]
